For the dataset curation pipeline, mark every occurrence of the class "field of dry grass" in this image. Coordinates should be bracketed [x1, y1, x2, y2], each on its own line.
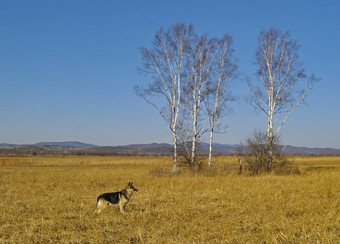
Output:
[0, 155, 339, 243]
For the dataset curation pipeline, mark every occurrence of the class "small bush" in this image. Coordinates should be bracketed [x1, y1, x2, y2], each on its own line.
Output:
[238, 131, 300, 175]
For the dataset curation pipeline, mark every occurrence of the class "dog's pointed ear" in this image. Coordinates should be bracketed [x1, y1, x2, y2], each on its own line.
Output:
[128, 182, 131, 186]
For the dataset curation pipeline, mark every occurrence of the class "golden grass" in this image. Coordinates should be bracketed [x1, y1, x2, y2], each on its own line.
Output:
[0, 156, 339, 243]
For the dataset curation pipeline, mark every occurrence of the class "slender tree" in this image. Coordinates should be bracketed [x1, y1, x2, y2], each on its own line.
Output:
[248, 27, 319, 171]
[205, 34, 237, 167]
[182, 34, 215, 165]
[136, 23, 193, 172]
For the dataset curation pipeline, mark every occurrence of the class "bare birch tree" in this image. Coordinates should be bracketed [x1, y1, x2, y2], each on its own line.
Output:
[205, 34, 237, 167]
[135, 23, 193, 172]
[248, 27, 319, 171]
[182, 34, 216, 165]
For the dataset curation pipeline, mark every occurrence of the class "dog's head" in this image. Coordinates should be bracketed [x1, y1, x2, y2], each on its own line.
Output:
[127, 182, 138, 193]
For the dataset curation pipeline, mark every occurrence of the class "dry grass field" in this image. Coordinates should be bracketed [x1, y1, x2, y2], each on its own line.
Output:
[0, 155, 339, 243]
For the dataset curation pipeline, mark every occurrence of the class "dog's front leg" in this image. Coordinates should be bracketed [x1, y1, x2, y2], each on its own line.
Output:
[119, 202, 125, 213]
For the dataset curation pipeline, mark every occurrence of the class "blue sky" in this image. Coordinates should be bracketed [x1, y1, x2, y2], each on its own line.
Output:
[0, 0, 339, 148]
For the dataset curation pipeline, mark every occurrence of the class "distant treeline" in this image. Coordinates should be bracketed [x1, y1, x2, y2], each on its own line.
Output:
[0, 145, 173, 156]
[0, 144, 339, 156]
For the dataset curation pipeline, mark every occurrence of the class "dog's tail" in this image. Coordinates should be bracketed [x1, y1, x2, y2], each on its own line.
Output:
[79, 199, 100, 217]
[78, 208, 97, 218]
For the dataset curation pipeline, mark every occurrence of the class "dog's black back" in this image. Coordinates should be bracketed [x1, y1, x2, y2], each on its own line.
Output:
[97, 192, 120, 205]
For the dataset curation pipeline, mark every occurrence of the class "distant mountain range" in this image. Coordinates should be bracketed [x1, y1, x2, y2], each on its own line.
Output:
[0, 141, 339, 156]
[34, 141, 99, 148]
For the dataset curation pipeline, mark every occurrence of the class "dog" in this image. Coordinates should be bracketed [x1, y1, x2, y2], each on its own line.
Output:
[94, 182, 138, 214]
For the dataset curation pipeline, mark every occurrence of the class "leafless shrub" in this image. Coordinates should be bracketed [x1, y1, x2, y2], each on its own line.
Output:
[238, 131, 299, 175]
[177, 142, 206, 171]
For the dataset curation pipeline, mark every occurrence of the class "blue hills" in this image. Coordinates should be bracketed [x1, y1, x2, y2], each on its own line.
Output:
[34, 141, 99, 148]
[0, 141, 339, 155]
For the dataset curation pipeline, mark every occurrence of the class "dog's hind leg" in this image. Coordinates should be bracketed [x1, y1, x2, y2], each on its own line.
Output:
[94, 199, 106, 214]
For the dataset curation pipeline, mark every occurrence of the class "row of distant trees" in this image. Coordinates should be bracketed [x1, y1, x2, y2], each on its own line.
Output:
[136, 23, 318, 172]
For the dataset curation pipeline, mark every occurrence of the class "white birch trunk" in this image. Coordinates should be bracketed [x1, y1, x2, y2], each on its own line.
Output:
[172, 129, 177, 172]
[266, 44, 274, 171]
[206, 36, 235, 167]
[191, 99, 198, 165]
[191, 128, 196, 165]
[267, 83, 274, 171]
[208, 128, 213, 167]
[238, 156, 242, 173]
[267, 112, 274, 171]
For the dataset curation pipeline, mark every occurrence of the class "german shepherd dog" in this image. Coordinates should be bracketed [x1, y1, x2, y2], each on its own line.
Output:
[94, 182, 138, 214]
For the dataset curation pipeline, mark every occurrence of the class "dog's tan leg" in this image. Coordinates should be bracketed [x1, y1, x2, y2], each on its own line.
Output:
[119, 202, 125, 213]
[95, 199, 106, 214]
[96, 206, 103, 214]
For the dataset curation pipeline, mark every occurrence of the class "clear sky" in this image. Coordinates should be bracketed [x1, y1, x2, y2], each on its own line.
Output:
[1, 0, 339, 148]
